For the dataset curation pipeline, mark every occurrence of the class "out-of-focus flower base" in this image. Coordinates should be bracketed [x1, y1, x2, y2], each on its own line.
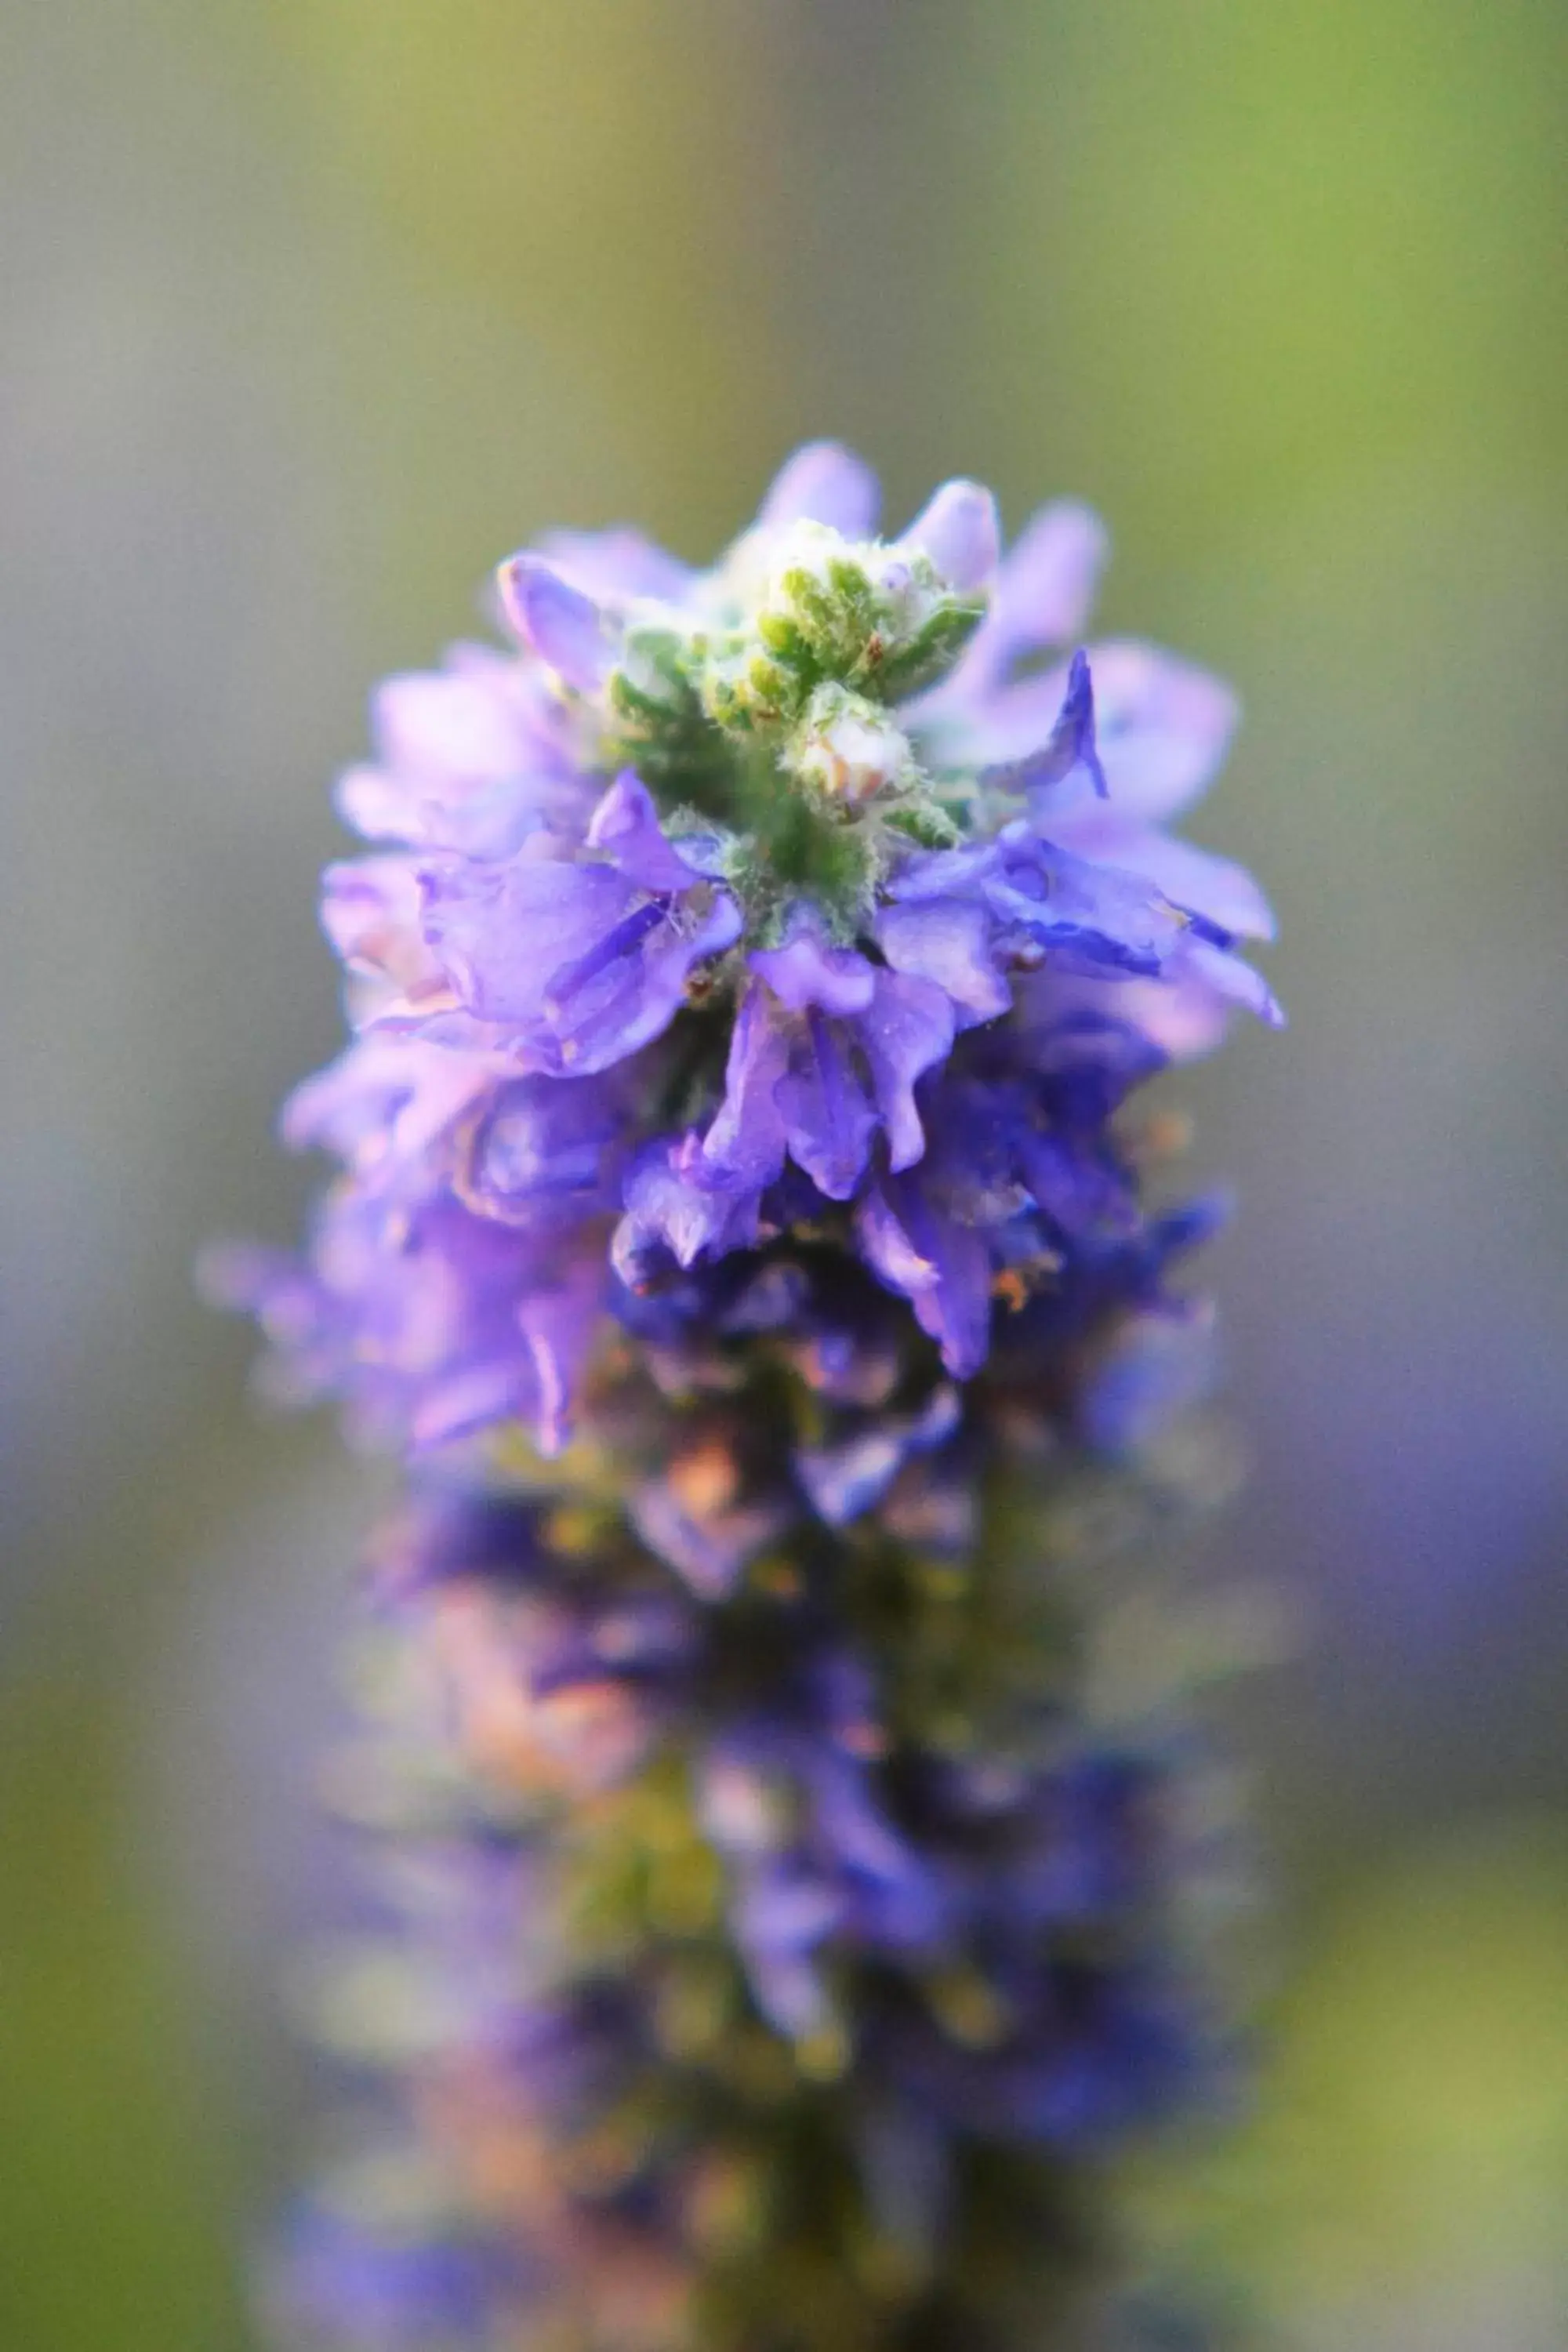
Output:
[266, 1396, 1244, 2352]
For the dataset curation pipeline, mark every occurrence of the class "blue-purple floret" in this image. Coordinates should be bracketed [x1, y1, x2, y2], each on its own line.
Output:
[220, 445, 1272, 2350]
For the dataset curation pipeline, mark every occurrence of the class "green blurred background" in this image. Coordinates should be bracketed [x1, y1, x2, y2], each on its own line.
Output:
[3, 3, 1566, 2345]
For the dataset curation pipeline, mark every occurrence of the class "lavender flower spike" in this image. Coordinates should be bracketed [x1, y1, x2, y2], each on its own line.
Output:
[213, 445, 1277, 2350]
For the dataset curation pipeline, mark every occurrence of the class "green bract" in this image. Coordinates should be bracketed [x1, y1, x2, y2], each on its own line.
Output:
[601, 524, 985, 938]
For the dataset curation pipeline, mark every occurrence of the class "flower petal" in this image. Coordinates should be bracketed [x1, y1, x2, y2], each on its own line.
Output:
[993, 500, 1108, 653]
[586, 771, 706, 893]
[702, 985, 792, 1191]
[855, 1178, 993, 1377]
[497, 557, 613, 691]
[777, 1010, 878, 1200]
[1053, 813, 1276, 942]
[1025, 648, 1109, 797]
[421, 858, 633, 1027]
[896, 479, 1000, 593]
[874, 898, 1011, 1029]
[612, 1134, 765, 1287]
[860, 973, 954, 1171]
[750, 914, 876, 1017]
[755, 440, 881, 535]
[535, 525, 694, 604]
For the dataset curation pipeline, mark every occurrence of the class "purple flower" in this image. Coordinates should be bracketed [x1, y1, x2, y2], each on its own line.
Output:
[216, 446, 1275, 2347]
[209, 1047, 637, 1455]
[210, 1186, 602, 1455]
[227, 445, 1278, 1454]
[336, 642, 590, 858]
[909, 525, 1280, 1052]
[416, 774, 741, 1077]
[706, 913, 956, 1199]
[830, 1004, 1154, 1377]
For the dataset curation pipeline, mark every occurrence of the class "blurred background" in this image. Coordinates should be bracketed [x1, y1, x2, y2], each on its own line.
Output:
[3, 2, 1566, 2345]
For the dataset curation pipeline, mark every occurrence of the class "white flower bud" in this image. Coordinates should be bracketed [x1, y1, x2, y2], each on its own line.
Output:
[793, 684, 913, 805]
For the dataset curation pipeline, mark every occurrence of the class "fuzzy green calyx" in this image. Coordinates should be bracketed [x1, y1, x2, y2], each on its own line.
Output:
[702, 525, 987, 736]
[598, 529, 984, 938]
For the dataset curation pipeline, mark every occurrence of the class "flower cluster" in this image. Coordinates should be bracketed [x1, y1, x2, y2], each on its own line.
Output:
[217, 445, 1276, 2352]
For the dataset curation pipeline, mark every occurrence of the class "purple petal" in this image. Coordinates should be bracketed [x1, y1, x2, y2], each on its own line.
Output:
[1052, 812, 1276, 942]
[902, 499, 1108, 720]
[320, 857, 446, 1005]
[983, 836, 1185, 978]
[854, 1182, 941, 1298]
[196, 1237, 303, 1323]
[586, 770, 706, 892]
[1055, 972, 1234, 1065]
[928, 642, 1236, 825]
[896, 479, 1000, 593]
[374, 662, 524, 789]
[1090, 642, 1239, 819]
[755, 441, 881, 535]
[702, 985, 792, 1191]
[1018, 649, 1108, 798]
[612, 1135, 764, 1286]
[497, 557, 612, 691]
[535, 525, 695, 604]
[738, 1865, 843, 1962]
[456, 1073, 627, 1228]
[796, 1426, 911, 1526]
[333, 761, 419, 847]
[281, 1037, 492, 1174]
[805, 1752, 927, 1892]
[630, 1487, 746, 1599]
[884, 842, 999, 902]
[859, 973, 954, 1171]
[855, 1178, 993, 1377]
[750, 915, 876, 1017]
[776, 1010, 878, 1200]
[1177, 937, 1286, 1029]
[874, 899, 1011, 1028]
[1078, 1308, 1215, 1456]
[422, 848, 738, 1073]
[546, 889, 740, 1073]
[338, 652, 584, 861]
[701, 1761, 787, 1860]
[421, 857, 632, 1025]
[516, 1252, 605, 1455]
[630, 1470, 789, 1600]
[993, 499, 1108, 652]
[408, 1359, 538, 1454]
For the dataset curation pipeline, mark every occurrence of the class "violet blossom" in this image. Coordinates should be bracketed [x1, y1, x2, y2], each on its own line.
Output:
[213, 443, 1276, 2351]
